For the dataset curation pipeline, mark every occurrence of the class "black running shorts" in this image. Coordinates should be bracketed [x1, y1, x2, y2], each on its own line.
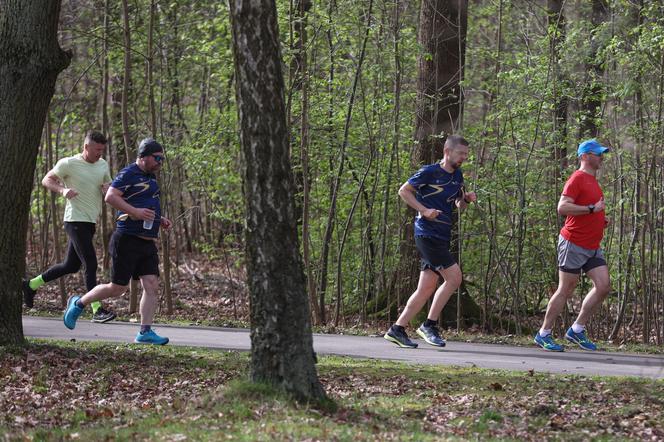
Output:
[109, 231, 160, 286]
[415, 236, 457, 273]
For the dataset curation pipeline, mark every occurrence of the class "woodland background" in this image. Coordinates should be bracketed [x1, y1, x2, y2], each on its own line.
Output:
[25, 0, 664, 345]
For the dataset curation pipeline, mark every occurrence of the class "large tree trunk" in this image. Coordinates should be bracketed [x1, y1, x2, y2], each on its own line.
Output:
[413, 0, 468, 164]
[228, 0, 326, 402]
[578, 0, 608, 139]
[0, 0, 70, 346]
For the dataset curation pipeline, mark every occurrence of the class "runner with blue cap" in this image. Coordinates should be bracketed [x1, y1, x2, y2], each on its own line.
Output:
[535, 138, 612, 352]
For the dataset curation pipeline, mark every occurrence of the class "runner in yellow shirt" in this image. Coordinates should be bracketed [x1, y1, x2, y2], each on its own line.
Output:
[23, 131, 116, 323]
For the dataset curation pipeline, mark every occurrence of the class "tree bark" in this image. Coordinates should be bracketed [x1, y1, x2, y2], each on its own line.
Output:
[413, 0, 468, 164]
[100, 0, 111, 270]
[228, 0, 326, 402]
[45, 113, 67, 306]
[0, 0, 70, 346]
[120, 0, 140, 313]
[578, 0, 608, 139]
[291, 0, 319, 323]
[548, 0, 568, 173]
[391, 0, 478, 324]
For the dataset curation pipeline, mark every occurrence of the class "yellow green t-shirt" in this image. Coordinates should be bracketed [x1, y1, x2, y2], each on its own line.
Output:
[52, 154, 112, 223]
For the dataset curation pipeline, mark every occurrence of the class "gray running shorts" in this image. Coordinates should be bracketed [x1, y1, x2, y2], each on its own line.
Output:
[557, 234, 606, 274]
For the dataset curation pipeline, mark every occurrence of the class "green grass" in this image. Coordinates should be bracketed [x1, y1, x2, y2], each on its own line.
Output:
[2, 340, 663, 441]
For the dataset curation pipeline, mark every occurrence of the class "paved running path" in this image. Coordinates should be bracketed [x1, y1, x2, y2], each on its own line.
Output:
[23, 316, 664, 379]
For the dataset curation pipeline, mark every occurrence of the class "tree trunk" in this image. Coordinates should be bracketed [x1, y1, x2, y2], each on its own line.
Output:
[413, 0, 468, 164]
[228, 0, 326, 402]
[293, 0, 319, 323]
[317, 0, 373, 325]
[120, 0, 139, 313]
[45, 113, 67, 306]
[100, 0, 111, 271]
[548, 0, 568, 173]
[578, 0, 608, 139]
[391, 0, 479, 324]
[0, 0, 70, 346]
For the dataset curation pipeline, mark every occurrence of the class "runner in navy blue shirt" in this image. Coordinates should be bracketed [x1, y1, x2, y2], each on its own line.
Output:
[111, 162, 162, 238]
[384, 135, 477, 349]
[63, 138, 173, 345]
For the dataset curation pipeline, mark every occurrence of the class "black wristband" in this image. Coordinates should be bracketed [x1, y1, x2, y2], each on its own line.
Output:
[463, 197, 471, 204]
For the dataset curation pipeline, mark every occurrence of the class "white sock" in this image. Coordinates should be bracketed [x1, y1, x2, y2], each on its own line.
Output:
[571, 323, 585, 333]
[539, 328, 552, 337]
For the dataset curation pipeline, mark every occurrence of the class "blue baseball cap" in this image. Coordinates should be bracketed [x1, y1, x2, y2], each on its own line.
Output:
[577, 139, 609, 157]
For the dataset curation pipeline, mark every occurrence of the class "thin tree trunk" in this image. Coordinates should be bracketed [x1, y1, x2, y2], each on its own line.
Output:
[120, 0, 139, 313]
[375, 0, 403, 322]
[317, 0, 373, 325]
[145, 0, 172, 315]
[45, 114, 67, 306]
[295, 0, 319, 324]
[548, 0, 568, 174]
[100, 0, 111, 271]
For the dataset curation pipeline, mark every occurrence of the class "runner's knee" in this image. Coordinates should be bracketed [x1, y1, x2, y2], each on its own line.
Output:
[594, 281, 610, 297]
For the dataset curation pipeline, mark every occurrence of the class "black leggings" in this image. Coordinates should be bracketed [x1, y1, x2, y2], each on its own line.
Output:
[42, 222, 98, 291]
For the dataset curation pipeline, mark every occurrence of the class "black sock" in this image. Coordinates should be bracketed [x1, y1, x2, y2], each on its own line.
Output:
[424, 319, 438, 328]
[391, 324, 405, 333]
[75, 300, 85, 309]
[140, 325, 151, 334]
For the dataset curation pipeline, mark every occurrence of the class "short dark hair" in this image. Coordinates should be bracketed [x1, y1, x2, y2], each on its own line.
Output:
[85, 130, 107, 145]
[444, 135, 469, 150]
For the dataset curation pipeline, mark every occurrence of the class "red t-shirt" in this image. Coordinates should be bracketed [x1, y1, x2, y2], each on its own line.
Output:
[560, 170, 605, 249]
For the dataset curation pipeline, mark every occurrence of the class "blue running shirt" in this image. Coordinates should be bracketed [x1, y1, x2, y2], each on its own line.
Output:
[407, 163, 464, 241]
[110, 163, 161, 238]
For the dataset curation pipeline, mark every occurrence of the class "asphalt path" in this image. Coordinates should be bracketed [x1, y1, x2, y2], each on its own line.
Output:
[23, 316, 664, 380]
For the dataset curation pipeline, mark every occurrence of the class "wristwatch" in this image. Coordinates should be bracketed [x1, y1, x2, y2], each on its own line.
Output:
[588, 204, 595, 213]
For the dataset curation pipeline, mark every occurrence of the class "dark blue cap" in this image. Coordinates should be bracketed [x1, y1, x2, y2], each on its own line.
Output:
[138, 138, 163, 157]
[577, 139, 609, 157]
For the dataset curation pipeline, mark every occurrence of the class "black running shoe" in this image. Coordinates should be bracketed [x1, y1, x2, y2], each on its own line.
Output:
[91, 307, 117, 323]
[384, 326, 418, 348]
[416, 323, 446, 347]
[22, 279, 36, 308]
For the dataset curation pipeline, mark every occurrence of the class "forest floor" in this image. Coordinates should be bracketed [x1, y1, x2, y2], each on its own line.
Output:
[2, 340, 663, 441]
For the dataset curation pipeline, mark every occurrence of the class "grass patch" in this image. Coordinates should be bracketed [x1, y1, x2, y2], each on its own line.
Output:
[2, 340, 663, 440]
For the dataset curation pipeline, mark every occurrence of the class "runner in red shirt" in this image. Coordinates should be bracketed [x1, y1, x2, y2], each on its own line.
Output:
[534, 139, 611, 352]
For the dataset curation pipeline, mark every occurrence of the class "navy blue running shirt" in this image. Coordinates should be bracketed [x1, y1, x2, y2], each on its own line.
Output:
[111, 163, 161, 238]
[407, 163, 464, 241]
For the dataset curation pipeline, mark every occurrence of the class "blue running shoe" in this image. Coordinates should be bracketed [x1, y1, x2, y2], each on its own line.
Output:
[565, 327, 597, 351]
[416, 323, 446, 347]
[135, 329, 169, 345]
[63, 296, 83, 330]
[384, 326, 418, 348]
[534, 332, 564, 352]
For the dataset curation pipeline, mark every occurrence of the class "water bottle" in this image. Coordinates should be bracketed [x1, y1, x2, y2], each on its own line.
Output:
[143, 207, 155, 230]
[143, 218, 154, 230]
